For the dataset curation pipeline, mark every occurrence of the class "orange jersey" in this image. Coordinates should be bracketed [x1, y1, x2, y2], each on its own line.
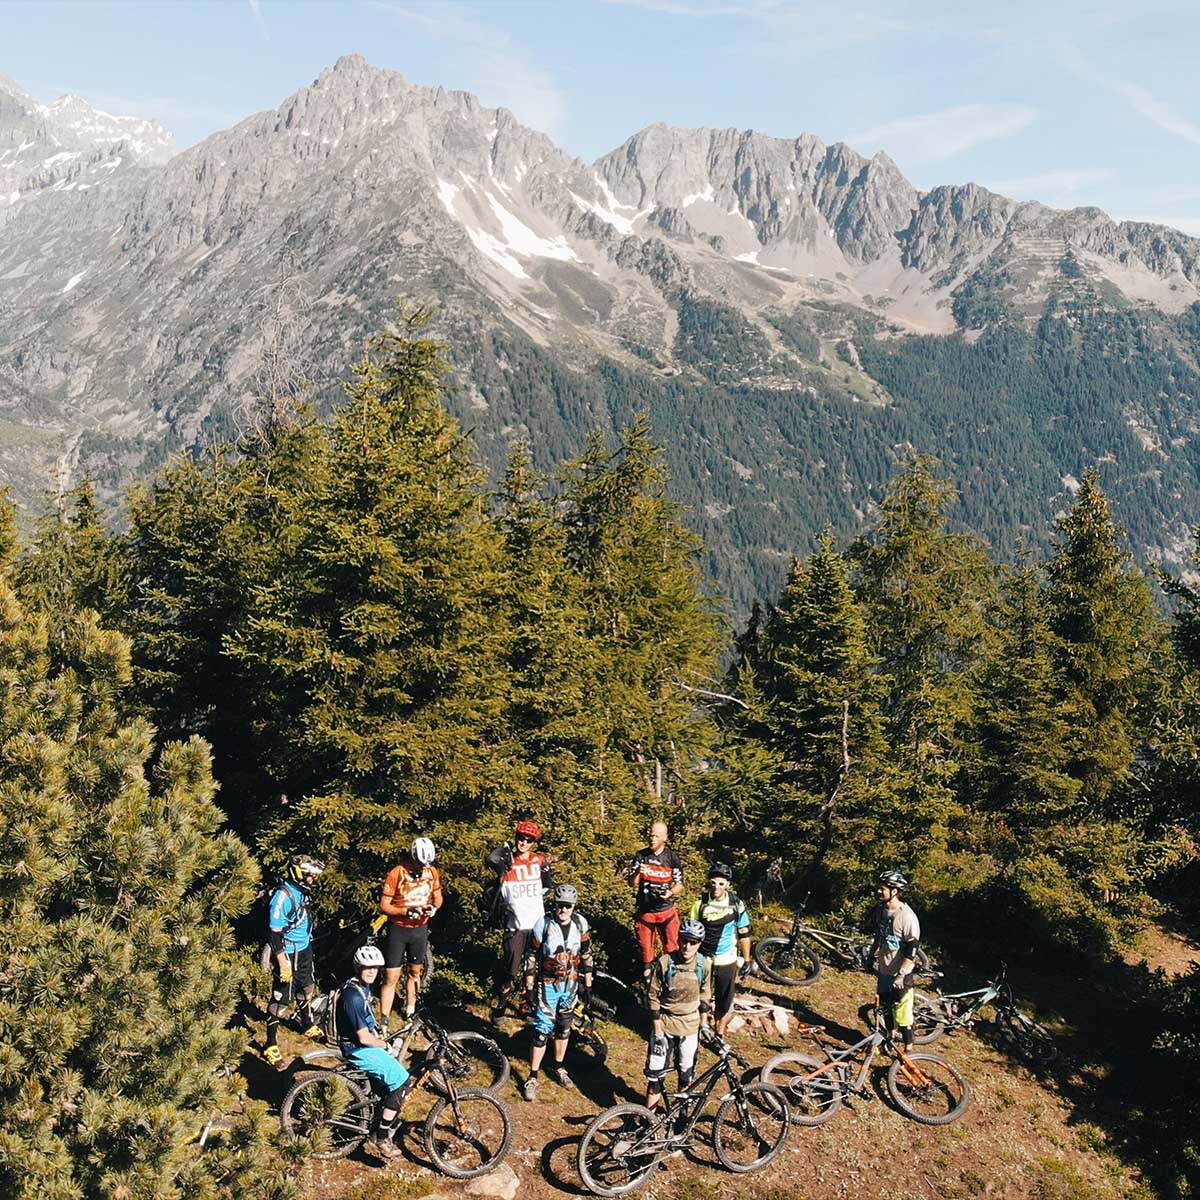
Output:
[381, 864, 443, 927]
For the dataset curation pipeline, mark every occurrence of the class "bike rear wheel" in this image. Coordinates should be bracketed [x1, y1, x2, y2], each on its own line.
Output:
[712, 1081, 790, 1172]
[577, 1103, 664, 1196]
[428, 1031, 511, 1096]
[887, 1053, 970, 1125]
[424, 1088, 513, 1179]
[1001, 1010, 1058, 1067]
[279, 1071, 372, 1158]
[912, 995, 947, 1045]
[758, 1052, 843, 1125]
[752, 936, 822, 987]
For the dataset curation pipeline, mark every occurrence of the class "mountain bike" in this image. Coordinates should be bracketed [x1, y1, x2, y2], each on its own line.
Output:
[911, 964, 1058, 1066]
[752, 894, 932, 987]
[759, 1006, 970, 1127]
[576, 1027, 790, 1195]
[299, 1004, 510, 1095]
[573, 992, 618, 1064]
[281, 1007, 513, 1177]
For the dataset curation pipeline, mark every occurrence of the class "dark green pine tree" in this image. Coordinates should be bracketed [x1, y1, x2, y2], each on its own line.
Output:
[850, 458, 995, 887]
[1044, 468, 1164, 806]
[15, 482, 125, 629]
[0, 544, 289, 1198]
[230, 313, 513, 917]
[557, 418, 725, 900]
[728, 536, 904, 900]
[484, 446, 619, 909]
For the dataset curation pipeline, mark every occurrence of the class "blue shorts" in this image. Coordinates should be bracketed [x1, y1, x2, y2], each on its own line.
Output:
[530, 980, 577, 1036]
[345, 1045, 410, 1093]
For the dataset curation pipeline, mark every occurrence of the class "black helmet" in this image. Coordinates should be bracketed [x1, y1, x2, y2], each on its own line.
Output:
[288, 854, 325, 886]
[708, 862, 733, 881]
[878, 869, 908, 891]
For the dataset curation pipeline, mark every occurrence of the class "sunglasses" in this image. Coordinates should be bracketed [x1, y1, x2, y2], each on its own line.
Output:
[516, 835, 535, 844]
[555, 901, 575, 909]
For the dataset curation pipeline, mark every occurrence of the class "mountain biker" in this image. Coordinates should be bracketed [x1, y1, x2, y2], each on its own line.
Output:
[687, 862, 750, 1035]
[627, 821, 684, 984]
[871, 869, 921, 1052]
[264, 853, 325, 1068]
[336, 943, 414, 1161]
[645, 917, 712, 1111]
[378, 837, 442, 1033]
[486, 819, 555, 1021]
[521, 882, 594, 1101]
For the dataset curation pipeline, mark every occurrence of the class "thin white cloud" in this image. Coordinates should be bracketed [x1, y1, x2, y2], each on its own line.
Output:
[1058, 39, 1200, 146]
[988, 168, 1117, 202]
[247, 0, 268, 38]
[371, 1, 566, 133]
[851, 103, 1037, 163]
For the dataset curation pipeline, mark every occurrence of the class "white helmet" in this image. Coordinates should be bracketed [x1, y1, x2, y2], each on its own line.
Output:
[354, 944, 385, 969]
[411, 837, 436, 866]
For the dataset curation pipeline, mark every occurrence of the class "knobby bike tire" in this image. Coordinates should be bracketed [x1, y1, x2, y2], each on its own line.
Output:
[577, 1103, 665, 1197]
[712, 1081, 790, 1172]
[279, 1071, 373, 1158]
[912, 995, 948, 1045]
[758, 1051, 843, 1125]
[1002, 1011, 1059, 1066]
[424, 1087, 513, 1179]
[752, 936, 822, 987]
[886, 1053, 970, 1125]
[428, 1031, 511, 1096]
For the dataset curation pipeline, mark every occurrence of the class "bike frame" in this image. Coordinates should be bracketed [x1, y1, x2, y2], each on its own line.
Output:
[640, 1053, 744, 1152]
[794, 1016, 940, 1095]
[930, 982, 1001, 1024]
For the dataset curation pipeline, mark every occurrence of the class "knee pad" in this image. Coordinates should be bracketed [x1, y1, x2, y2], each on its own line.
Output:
[385, 1086, 408, 1110]
[679, 1067, 695, 1089]
[532, 1029, 550, 1048]
[267, 1000, 287, 1020]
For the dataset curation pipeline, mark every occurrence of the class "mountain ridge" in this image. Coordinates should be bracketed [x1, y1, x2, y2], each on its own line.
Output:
[1, 54, 1198, 608]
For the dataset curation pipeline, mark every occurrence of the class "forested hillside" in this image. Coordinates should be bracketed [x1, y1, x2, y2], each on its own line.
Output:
[2, 311, 1199, 1198]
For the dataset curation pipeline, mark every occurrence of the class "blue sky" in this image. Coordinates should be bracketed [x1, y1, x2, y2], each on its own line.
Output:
[8, 0, 1200, 233]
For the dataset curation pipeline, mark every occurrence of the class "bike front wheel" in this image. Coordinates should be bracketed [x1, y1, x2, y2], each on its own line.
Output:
[752, 937, 822, 987]
[279, 1071, 373, 1158]
[1001, 1011, 1058, 1067]
[758, 1051, 843, 1125]
[887, 1053, 970, 1125]
[912, 995, 947, 1045]
[713, 1081, 790, 1172]
[577, 1103, 665, 1196]
[428, 1031, 511, 1096]
[424, 1088, 513, 1179]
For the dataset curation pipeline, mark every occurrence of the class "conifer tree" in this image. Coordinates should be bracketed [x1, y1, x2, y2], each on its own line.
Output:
[0, 578, 287, 1198]
[16, 482, 124, 628]
[557, 418, 725, 897]
[1044, 469, 1164, 805]
[724, 537, 904, 899]
[850, 459, 995, 885]
[230, 313, 512, 917]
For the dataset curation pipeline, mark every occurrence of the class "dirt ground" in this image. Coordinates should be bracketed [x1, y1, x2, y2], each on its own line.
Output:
[234, 922, 1179, 1200]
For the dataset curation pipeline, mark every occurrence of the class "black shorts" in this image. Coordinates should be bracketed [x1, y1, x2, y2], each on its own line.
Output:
[385, 922, 430, 968]
[501, 928, 533, 983]
[712, 961, 738, 1018]
[272, 945, 314, 1004]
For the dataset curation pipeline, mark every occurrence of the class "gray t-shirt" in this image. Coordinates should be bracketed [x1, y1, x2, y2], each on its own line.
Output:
[875, 902, 920, 976]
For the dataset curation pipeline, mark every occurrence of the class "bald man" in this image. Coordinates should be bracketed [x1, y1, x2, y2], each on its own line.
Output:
[627, 821, 684, 983]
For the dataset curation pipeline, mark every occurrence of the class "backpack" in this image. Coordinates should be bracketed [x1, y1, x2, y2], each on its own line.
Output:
[318, 979, 368, 1048]
[660, 950, 708, 991]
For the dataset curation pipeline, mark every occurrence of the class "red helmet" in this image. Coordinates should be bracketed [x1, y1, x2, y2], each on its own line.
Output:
[515, 820, 541, 840]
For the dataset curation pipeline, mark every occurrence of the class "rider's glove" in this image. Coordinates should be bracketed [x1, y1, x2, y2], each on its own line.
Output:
[738, 961, 755, 980]
[698, 1000, 712, 1014]
[278, 960, 294, 984]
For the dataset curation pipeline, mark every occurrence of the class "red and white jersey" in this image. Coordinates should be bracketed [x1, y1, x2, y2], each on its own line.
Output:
[498, 851, 552, 931]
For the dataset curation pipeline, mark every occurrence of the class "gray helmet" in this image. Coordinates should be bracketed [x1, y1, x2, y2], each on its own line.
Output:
[679, 918, 706, 943]
[553, 883, 578, 906]
[879, 869, 908, 891]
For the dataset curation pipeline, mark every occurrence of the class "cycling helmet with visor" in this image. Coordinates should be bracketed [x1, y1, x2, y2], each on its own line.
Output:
[515, 820, 541, 841]
[553, 883, 578, 907]
[410, 837, 436, 866]
[879, 869, 908, 891]
[679, 918, 706, 943]
[354, 944, 385, 969]
[288, 854, 326, 886]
